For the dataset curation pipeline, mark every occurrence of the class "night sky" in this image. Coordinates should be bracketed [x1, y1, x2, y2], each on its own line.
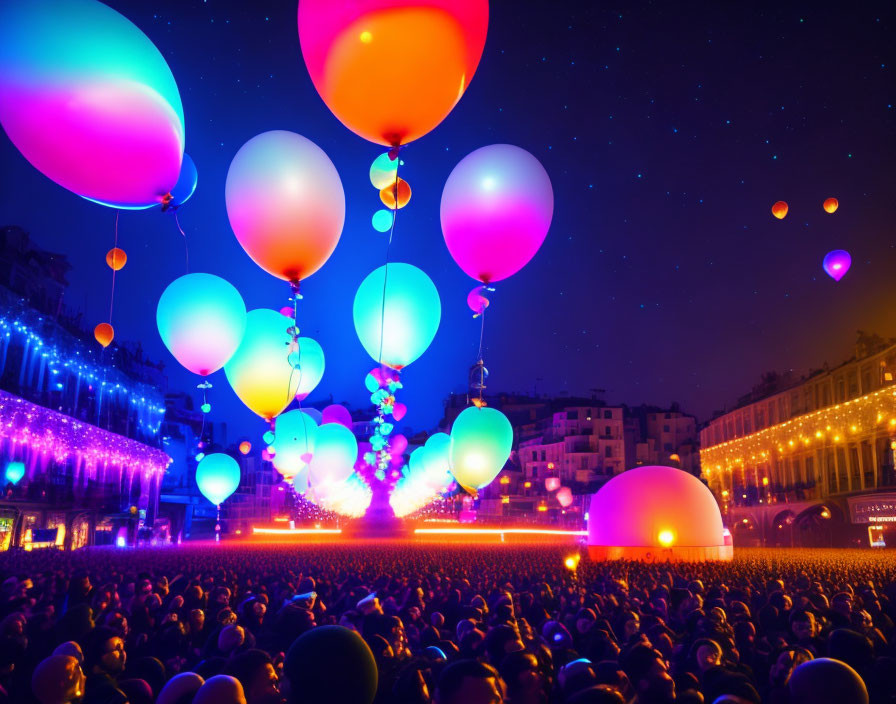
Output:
[1, 1, 894, 443]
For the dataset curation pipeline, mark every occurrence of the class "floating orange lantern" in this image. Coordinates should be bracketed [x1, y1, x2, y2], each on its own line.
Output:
[771, 201, 788, 220]
[823, 197, 838, 214]
[94, 323, 114, 348]
[105, 247, 127, 271]
[379, 177, 412, 210]
[239, 441, 252, 455]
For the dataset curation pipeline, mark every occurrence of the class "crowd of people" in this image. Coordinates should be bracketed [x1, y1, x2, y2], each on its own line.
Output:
[0, 543, 893, 704]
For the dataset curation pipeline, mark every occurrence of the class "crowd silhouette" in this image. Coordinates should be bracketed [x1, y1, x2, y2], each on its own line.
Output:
[0, 544, 892, 704]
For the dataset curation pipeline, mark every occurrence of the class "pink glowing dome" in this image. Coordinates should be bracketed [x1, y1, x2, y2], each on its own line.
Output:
[588, 465, 730, 561]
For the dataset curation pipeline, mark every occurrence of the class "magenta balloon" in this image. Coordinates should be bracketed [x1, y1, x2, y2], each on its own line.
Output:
[321, 404, 353, 429]
[441, 144, 553, 283]
[466, 285, 489, 315]
[391, 434, 408, 457]
[823, 249, 851, 282]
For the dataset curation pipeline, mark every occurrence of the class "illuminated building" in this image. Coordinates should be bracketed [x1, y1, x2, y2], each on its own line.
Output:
[0, 227, 170, 549]
[700, 333, 896, 546]
[587, 465, 732, 561]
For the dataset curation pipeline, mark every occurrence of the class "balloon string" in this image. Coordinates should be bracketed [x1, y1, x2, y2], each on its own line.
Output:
[477, 308, 486, 403]
[108, 210, 119, 325]
[174, 211, 189, 273]
[377, 159, 400, 366]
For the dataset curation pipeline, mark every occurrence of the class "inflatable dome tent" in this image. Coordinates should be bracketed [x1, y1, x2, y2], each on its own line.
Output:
[587, 465, 732, 561]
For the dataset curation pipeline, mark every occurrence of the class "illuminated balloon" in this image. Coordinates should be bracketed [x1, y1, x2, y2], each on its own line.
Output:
[271, 410, 318, 479]
[298, 0, 488, 146]
[293, 468, 309, 495]
[4, 461, 25, 485]
[771, 201, 788, 219]
[372, 209, 393, 233]
[196, 453, 241, 505]
[441, 144, 554, 283]
[369, 153, 398, 189]
[449, 406, 513, 490]
[353, 263, 441, 369]
[823, 250, 851, 282]
[379, 178, 412, 210]
[309, 423, 358, 487]
[225, 131, 345, 282]
[0, 0, 184, 209]
[823, 197, 839, 214]
[238, 441, 251, 455]
[106, 248, 127, 271]
[391, 434, 408, 457]
[294, 337, 325, 401]
[94, 323, 113, 348]
[545, 477, 561, 492]
[304, 408, 323, 425]
[169, 153, 198, 208]
[467, 285, 490, 317]
[423, 433, 453, 489]
[556, 486, 573, 508]
[321, 404, 353, 429]
[224, 309, 301, 420]
[157, 273, 247, 376]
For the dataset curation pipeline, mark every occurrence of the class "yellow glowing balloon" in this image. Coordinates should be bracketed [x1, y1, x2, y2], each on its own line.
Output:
[224, 309, 301, 420]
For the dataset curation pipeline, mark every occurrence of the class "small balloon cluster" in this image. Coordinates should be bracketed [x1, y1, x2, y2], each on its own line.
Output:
[770, 198, 850, 282]
[390, 433, 454, 517]
[363, 367, 406, 481]
[369, 153, 409, 234]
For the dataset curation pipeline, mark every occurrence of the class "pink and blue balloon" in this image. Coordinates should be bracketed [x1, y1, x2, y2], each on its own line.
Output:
[309, 423, 358, 487]
[225, 130, 344, 282]
[224, 309, 300, 420]
[294, 337, 325, 401]
[823, 249, 851, 282]
[441, 144, 553, 283]
[271, 410, 318, 481]
[353, 263, 441, 370]
[156, 273, 247, 376]
[321, 404, 353, 429]
[168, 153, 198, 208]
[449, 406, 513, 490]
[0, 0, 185, 209]
[196, 453, 241, 506]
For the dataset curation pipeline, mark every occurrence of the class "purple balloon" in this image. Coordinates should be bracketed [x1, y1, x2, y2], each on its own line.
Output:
[441, 144, 553, 284]
[467, 285, 490, 316]
[391, 434, 408, 457]
[321, 404, 353, 429]
[823, 250, 851, 281]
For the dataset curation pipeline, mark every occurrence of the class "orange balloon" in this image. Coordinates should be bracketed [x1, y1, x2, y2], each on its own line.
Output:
[299, 1, 488, 146]
[379, 178, 411, 210]
[94, 323, 114, 348]
[105, 247, 127, 271]
[823, 197, 839, 214]
[771, 201, 788, 219]
[239, 441, 252, 455]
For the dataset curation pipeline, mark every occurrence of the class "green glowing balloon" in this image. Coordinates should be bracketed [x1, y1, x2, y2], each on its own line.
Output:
[195, 453, 241, 505]
[353, 263, 440, 370]
[449, 407, 513, 490]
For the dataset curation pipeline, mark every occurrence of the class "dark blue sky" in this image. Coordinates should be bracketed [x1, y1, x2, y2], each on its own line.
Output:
[1, 1, 894, 443]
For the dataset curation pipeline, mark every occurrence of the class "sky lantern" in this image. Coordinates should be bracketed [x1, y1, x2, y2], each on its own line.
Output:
[823, 197, 839, 214]
[94, 323, 113, 348]
[823, 249, 851, 282]
[771, 201, 788, 219]
[105, 248, 127, 271]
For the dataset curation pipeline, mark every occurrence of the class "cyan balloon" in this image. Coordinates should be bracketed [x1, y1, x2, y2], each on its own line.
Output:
[4, 461, 25, 485]
[353, 263, 440, 370]
[423, 432, 453, 489]
[294, 337, 325, 401]
[169, 153, 198, 207]
[157, 273, 246, 376]
[449, 406, 513, 490]
[196, 453, 241, 505]
[407, 446, 428, 481]
[224, 309, 300, 420]
[271, 410, 318, 479]
[0, 0, 184, 209]
[309, 423, 358, 487]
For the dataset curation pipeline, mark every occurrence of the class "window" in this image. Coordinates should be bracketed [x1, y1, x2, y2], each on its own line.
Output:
[663, 425, 670, 432]
[663, 443, 672, 452]
[605, 426, 611, 436]
[605, 446, 612, 458]
[540, 451, 546, 461]
[604, 410, 612, 419]
[532, 451, 537, 461]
